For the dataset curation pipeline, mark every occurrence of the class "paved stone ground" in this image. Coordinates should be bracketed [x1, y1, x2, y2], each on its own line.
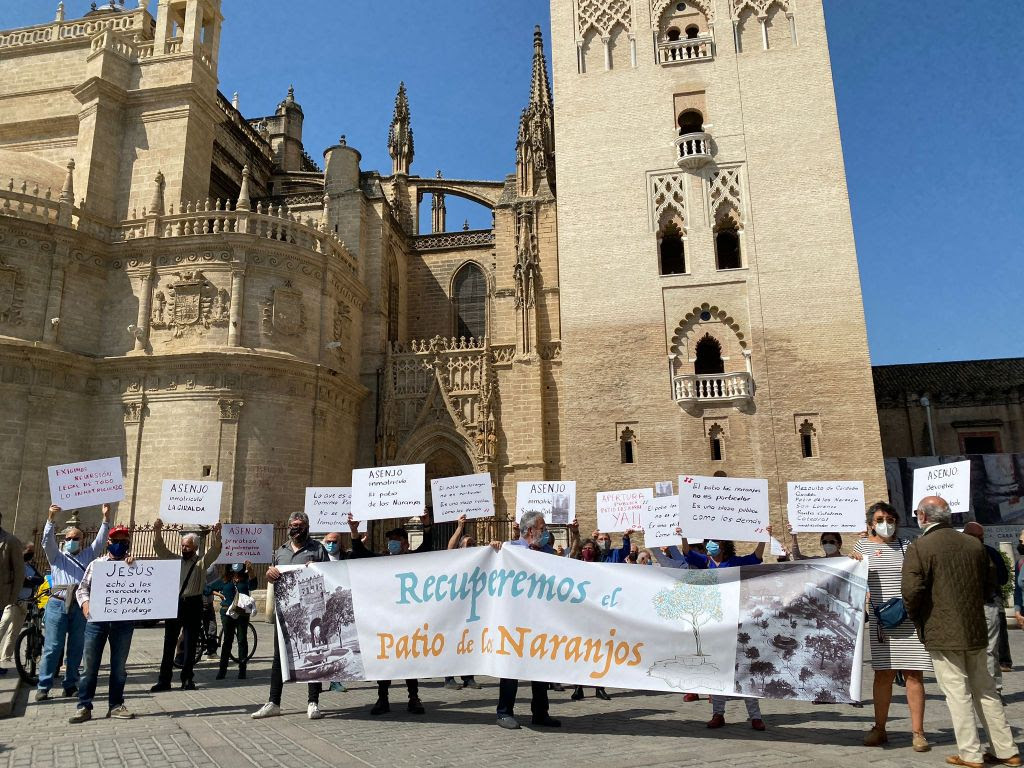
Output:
[1, 621, 1022, 767]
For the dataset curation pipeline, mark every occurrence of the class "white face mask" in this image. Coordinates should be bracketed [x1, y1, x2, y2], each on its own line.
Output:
[875, 522, 895, 538]
[822, 543, 839, 555]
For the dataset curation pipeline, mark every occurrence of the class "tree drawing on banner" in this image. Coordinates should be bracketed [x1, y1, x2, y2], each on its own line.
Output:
[806, 633, 844, 670]
[652, 569, 723, 657]
[282, 601, 311, 654]
[749, 659, 777, 688]
[321, 587, 356, 646]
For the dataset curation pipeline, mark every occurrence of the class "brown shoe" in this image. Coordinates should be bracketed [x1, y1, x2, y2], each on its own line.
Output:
[983, 755, 1022, 767]
[863, 725, 888, 747]
[946, 756, 984, 768]
[706, 713, 725, 729]
[913, 732, 931, 753]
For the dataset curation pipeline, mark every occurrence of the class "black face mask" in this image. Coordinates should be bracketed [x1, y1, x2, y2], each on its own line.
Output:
[289, 525, 306, 541]
[23, 552, 33, 563]
[1017, 543, 1024, 556]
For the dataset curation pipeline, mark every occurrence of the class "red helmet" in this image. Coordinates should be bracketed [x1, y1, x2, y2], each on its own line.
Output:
[108, 525, 131, 540]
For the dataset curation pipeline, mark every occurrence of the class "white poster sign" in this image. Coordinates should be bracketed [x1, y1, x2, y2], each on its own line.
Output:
[430, 473, 494, 523]
[305, 487, 365, 533]
[515, 481, 576, 524]
[351, 464, 426, 521]
[159, 480, 222, 525]
[786, 481, 865, 532]
[597, 488, 653, 533]
[88, 559, 180, 621]
[770, 537, 787, 557]
[640, 495, 682, 547]
[216, 524, 274, 565]
[678, 475, 770, 542]
[47, 457, 125, 510]
[912, 459, 972, 516]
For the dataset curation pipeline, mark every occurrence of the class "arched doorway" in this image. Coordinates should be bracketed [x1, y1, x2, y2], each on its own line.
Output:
[694, 334, 725, 375]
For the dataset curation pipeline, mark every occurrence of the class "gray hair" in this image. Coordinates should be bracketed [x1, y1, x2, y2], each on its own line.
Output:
[519, 510, 545, 534]
[917, 497, 952, 525]
[288, 510, 309, 525]
[181, 533, 200, 547]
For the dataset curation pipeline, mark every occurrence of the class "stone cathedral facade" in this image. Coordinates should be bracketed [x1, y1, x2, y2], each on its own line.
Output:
[0, 0, 884, 539]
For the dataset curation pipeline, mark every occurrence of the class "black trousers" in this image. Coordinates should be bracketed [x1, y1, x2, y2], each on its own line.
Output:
[158, 595, 202, 685]
[998, 609, 1013, 666]
[378, 679, 418, 698]
[496, 678, 548, 718]
[219, 613, 249, 673]
[269, 628, 320, 706]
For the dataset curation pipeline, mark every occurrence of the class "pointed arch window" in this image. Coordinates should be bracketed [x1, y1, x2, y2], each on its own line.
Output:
[453, 263, 487, 342]
[658, 219, 686, 275]
[694, 334, 724, 375]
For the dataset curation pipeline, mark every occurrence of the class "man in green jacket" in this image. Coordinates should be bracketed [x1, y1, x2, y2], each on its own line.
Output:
[901, 496, 1020, 768]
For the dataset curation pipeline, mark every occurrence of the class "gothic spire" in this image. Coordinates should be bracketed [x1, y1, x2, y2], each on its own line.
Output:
[517, 26, 555, 197]
[388, 81, 414, 176]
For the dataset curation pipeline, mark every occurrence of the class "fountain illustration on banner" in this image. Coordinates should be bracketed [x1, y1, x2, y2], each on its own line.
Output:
[647, 568, 728, 691]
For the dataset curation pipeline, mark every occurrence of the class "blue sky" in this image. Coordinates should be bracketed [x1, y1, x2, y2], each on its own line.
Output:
[2, 1, 1019, 366]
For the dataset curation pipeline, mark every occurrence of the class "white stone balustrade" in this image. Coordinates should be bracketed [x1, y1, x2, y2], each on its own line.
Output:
[0, 7, 150, 50]
[0, 180, 61, 225]
[672, 371, 753, 406]
[675, 131, 713, 170]
[658, 36, 713, 65]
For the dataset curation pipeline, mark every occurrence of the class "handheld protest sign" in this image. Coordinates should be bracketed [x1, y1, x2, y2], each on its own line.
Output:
[351, 464, 426, 521]
[431, 473, 495, 523]
[47, 457, 125, 510]
[515, 481, 576, 524]
[678, 474, 770, 542]
[159, 480, 222, 525]
[786, 481, 865, 533]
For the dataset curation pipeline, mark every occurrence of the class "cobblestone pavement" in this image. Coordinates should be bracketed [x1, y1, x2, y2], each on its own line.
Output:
[1, 621, 1021, 767]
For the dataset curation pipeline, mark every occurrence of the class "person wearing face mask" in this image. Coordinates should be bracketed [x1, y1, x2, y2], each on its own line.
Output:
[568, 536, 612, 703]
[349, 516, 430, 715]
[0, 543, 44, 673]
[592, 530, 637, 563]
[68, 525, 136, 723]
[35, 503, 110, 700]
[253, 510, 329, 720]
[206, 562, 257, 680]
[322, 531, 346, 561]
[150, 518, 222, 693]
[850, 501, 931, 753]
[788, 524, 844, 560]
[493, 509, 562, 730]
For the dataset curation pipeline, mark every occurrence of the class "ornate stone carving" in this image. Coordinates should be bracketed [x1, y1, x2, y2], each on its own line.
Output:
[651, 0, 715, 27]
[538, 341, 562, 361]
[123, 399, 146, 424]
[708, 167, 744, 223]
[513, 202, 540, 309]
[0, 256, 24, 326]
[150, 270, 229, 337]
[576, 0, 632, 38]
[491, 345, 516, 365]
[218, 398, 244, 421]
[730, 0, 789, 19]
[649, 170, 687, 230]
[262, 280, 306, 336]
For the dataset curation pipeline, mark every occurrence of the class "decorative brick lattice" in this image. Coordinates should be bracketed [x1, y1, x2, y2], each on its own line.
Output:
[576, 0, 632, 39]
[730, 0, 790, 19]
[649, 171, 687, 230]
[650, 0, 715, 28]
[708, 167, 744, 223]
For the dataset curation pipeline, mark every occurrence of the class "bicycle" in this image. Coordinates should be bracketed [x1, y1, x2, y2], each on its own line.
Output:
[15, 597, 44, 685]
[174, 612, 257, 667]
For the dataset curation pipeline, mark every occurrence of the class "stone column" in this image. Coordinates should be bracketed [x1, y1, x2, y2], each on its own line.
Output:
[228, 267, 245, 346]
[217, 398, 244, 523]
[122, 394, 147, 528]
[42, 248, 71, 344]
[133, 262, 155, 352]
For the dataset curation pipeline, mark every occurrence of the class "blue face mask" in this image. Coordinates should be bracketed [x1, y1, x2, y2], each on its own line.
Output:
[324, 542, 338, 554]
[705, 541, 720, 556]
[386, 540, 403, 555]
[107, 540, 129, 559]
[537, 530, 552, 548]
[64, 540, 81, 555]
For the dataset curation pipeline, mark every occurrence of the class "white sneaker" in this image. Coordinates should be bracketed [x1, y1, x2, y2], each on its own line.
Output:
[251, 702, 281, 719]
[307, 702, 324, 720]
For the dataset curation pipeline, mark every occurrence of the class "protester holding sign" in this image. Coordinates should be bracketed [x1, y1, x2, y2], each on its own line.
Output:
[206, 562, 257, 680]
[150, 519, 222, 693]
[850, 502, 930, 753]
[252, 511, 329, 721]
[350, 515, 430, 715]
[787, 523, 845, 560]
[569, 527, 612, 704]
[444, 515, 482, 691]
[69, 525, 135, 723]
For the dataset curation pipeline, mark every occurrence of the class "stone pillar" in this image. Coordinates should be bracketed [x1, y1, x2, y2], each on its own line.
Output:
[228, 267, 245, 346]
[122, 394, 147, 528]
[602, 36, 612, 70]
[133, 263, 155, 352]
[217, 398, 243, 523]
[431, 191, 446, 233]
[42, 248, 71, 344]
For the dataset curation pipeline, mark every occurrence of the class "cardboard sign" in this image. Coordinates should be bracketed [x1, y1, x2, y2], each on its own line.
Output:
[786, 481, 865, 533]
[912, 459, 972, 516]
[89, 559, 180, 622]
[159, 480, 222, 525]
[597, 488, 653, 533]
[47, 457, 125, 510]
[678, 475, 770, 542]
[640, 495, 682, 547]
[305, 487, 366, 533]
[515, 481, 576, 525]
[351, 464, 426, 521]
[431, 473, 495, 523]
[216, 524, 274, 565]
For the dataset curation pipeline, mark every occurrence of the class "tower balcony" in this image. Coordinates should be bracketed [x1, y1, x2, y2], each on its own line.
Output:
[658, 36, 714, 65]
[673, 372, 753, 407]
[675, 132, 713, 170]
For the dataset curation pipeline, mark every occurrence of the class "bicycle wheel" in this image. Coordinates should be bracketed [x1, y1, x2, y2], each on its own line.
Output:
[15, 625, 40, 685]
[227, 622, 258, 664]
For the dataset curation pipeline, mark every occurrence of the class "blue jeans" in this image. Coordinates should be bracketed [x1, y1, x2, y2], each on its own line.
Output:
[37, 597, 86, 693]
[78, 620, 134, 712]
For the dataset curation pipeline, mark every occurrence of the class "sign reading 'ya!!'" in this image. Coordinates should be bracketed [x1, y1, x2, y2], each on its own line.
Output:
[351, 464, 426, 521]
[596, 488, 653, 533]
[273, 547, 868, 704]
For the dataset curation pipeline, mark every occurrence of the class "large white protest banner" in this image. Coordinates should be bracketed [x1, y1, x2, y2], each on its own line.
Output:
[431, 473, 494, 523]
[640, 495, 682, 547]
[351, 464, 426, 522]
[912, 459, 971, 515]
[305, 487, 366, 533]
[47, 457, 125, 510]
[597, 488, 653, 533]
[274, 548, 867, 703]
[515, 481, 576, 524]
[678, 475, 770, 542]
[786, 481, 865, 533]
[89, 559, 180, 621]
[159, 480, 222, 525]
[216, 524, 274, 565]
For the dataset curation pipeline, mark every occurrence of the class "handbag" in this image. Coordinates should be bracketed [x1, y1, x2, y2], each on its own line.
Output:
[874, 597, 907, 629]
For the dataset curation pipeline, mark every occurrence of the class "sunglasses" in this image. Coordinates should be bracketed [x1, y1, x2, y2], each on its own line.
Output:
[64, 536, 81, 542]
